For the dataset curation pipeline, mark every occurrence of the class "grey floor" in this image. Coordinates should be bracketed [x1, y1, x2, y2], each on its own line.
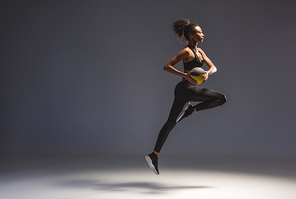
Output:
[1, 154, 296, 199]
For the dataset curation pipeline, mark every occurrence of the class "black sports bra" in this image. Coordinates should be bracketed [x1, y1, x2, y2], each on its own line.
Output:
[183, 47, 204, 71]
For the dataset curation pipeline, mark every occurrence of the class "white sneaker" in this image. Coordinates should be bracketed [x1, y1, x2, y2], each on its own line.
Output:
[145, 153, 159, 175]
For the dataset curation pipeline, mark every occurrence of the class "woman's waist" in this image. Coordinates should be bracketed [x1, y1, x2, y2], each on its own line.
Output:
[181, 69, 193, 82]
[177, 79, 192, 87]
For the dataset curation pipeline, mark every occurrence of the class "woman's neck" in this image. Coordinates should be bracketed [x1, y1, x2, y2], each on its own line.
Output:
[188, 41, 198, 50]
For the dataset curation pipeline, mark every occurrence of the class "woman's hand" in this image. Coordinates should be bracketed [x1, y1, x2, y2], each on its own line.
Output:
[185, 71, 198, 85]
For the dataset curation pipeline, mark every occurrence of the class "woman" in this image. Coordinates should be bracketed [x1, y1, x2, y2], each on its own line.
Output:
[145, 18, 227, 175]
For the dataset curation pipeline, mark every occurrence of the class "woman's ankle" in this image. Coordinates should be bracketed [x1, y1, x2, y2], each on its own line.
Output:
[153, 151, 160, 158]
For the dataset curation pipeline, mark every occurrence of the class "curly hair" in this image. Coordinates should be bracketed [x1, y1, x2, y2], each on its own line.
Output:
[172, 18, 198, 41]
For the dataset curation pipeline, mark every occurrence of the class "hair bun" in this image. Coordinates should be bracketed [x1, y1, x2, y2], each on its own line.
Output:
[172, 18, 190, 39]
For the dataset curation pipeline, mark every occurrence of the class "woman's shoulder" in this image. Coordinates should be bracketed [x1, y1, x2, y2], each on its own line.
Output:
[197, 47, 206, 55]
[178, 47, 191, 56]
[182, 46, 193, 55]
[197, 47, 204, 52]
[173, 47, 191, 61]
[197, 47, 203, 51]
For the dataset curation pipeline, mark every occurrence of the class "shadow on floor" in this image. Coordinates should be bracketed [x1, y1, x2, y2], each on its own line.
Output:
[58, 179, 210, 194]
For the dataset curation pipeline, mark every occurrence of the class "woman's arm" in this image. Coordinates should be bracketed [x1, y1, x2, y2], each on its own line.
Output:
[163, 48, 197, 84]
[198, 48, 217, 75]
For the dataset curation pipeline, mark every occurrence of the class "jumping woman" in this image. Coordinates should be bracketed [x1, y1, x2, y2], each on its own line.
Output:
[145, 18, 227, 175]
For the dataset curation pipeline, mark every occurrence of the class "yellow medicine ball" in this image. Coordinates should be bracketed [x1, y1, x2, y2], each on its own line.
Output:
[190, 67, 206, 84]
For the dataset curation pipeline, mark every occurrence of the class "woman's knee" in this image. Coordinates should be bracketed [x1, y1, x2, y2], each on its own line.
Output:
[219, 94, 227, 105]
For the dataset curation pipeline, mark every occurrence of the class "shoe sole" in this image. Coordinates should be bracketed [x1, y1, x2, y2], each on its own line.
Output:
[145, 155, 159, 175]
[176, 102, 191, 122]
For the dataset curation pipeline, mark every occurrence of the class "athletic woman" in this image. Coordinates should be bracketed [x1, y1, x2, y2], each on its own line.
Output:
[145, 18, 227, 175]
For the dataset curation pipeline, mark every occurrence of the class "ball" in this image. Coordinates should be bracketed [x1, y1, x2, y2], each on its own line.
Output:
[190, 67, 206, 84]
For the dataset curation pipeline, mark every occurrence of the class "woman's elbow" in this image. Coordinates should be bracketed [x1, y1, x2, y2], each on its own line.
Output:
[210, 66, 217, 74]
[163, 65, 169, 71]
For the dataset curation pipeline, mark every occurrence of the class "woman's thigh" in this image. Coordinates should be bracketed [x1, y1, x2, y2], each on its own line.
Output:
[186, 86, 224, 101]
[175, 81, 225, 102]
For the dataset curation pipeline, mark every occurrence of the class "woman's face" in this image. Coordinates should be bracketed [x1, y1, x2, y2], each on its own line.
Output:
[191, 26, 204, 43]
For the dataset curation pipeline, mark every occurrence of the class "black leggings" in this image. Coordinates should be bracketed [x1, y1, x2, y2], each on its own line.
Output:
[153, 80, 226, 152]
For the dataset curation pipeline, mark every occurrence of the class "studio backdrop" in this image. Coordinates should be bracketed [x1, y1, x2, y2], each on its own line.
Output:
[1, 0, 296, 158]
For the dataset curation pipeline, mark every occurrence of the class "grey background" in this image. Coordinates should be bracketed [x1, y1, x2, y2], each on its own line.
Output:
[1, 0, 296, 158]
